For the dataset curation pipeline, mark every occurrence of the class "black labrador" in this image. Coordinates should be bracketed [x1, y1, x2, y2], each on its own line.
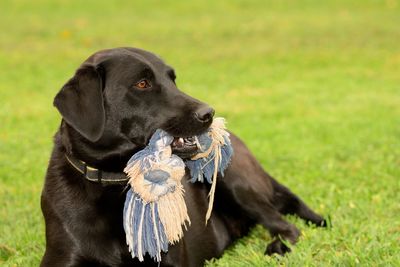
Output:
[40, 47, 326, 267]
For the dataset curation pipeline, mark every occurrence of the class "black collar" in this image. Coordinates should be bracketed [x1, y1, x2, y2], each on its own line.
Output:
[65, 154, 129, 185]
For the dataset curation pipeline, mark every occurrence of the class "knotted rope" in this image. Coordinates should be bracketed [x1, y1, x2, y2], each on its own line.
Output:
[123, 118, 233, 262]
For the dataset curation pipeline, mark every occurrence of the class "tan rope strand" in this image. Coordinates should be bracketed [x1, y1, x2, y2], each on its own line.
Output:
[205, 146, 220, 224]
[190, 142, 215, 160]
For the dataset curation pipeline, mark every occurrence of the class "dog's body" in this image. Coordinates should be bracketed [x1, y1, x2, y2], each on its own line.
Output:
[41, 47, 326, 267]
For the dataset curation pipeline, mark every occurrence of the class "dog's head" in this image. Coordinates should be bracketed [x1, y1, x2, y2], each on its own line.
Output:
[54, 47, 214, 161]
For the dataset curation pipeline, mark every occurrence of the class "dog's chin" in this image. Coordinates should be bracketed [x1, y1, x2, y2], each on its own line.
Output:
[161, 119, 213, 159]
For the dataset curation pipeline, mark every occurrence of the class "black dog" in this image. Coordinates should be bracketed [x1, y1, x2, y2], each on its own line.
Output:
[41, 47, 326, 267]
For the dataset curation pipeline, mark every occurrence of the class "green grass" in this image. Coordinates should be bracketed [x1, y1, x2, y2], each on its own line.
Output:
[1, 0, 399, 266]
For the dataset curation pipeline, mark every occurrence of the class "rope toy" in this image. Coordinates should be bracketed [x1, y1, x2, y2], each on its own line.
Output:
[123, 118, 233, 262]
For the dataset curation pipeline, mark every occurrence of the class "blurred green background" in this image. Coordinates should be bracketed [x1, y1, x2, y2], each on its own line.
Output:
[1, 0, 399, 266]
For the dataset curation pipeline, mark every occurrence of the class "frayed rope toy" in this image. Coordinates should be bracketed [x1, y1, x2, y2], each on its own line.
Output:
[123, 118, 233, 262]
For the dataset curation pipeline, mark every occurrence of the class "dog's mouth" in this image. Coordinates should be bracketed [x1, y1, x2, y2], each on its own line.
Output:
[171, 136, 199, 159]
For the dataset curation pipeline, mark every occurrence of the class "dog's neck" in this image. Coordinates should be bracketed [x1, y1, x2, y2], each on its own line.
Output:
[59, 121, 142, 173]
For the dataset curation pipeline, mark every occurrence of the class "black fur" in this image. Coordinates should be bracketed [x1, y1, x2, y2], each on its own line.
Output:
[41, 47, 326, 267]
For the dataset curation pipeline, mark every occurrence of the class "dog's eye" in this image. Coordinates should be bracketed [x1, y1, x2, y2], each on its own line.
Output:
[135, 79, 151, 89]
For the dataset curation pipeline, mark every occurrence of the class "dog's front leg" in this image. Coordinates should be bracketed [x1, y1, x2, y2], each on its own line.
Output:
[223, 176, 300, 255]
[221, 134, 301, 255]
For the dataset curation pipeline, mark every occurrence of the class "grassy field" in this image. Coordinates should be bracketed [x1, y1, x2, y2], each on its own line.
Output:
[1, 0, 399, 266]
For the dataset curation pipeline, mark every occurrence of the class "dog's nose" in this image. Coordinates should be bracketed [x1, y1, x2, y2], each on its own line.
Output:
[194, 106, 215, 123]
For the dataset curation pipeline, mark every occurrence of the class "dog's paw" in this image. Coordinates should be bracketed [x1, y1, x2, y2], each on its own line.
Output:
[316, 215, 332, 228]
[265, 239, 291, 256]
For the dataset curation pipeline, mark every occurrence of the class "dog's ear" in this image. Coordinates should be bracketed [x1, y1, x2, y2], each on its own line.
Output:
[54, 63, 105, 142]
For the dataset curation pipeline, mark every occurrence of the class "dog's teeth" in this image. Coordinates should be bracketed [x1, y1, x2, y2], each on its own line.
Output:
[175, 137, 184, 147]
